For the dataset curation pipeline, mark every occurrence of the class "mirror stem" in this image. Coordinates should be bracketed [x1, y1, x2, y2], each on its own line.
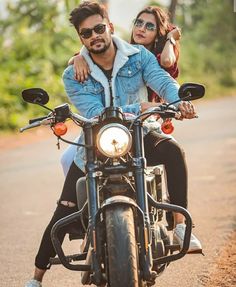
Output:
[39, 104, 53, 112]
[167, 99, 181, 108]
[167, 93, 192, 108]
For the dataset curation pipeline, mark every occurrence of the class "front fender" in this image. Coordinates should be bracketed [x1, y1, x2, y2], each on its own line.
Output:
[101, 195, 138, 210]
[96, 195, 146, 233]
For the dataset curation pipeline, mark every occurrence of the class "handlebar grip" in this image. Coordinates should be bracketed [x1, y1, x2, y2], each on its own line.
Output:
[29, 116, 48, 124]
[20, 121, 41, 133]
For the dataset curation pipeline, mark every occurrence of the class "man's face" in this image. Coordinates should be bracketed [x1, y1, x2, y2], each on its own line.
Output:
[78, 14, 113, 54]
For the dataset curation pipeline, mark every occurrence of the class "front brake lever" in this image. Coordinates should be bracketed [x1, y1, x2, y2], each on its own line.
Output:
[20, 117, 54, 133]
[20, 121, 42, 133]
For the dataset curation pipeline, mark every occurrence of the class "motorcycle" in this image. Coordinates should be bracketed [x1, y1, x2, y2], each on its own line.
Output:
[20, 82, 205, 286]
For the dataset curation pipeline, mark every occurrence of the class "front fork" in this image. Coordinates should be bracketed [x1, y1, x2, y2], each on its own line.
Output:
[132, 121, 155, 281]
[86, 120, 154, 282]
[84, 123, 103, 285]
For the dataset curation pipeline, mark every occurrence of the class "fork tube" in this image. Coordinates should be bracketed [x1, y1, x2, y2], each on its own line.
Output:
[84, 123, 98, 221]
[133, 121, 148, 211]
[83, 123, 102, 285]
[133, 121, 153, 280]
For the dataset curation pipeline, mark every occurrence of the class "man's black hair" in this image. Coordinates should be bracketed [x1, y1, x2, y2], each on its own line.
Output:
[69, 1, 109, 33]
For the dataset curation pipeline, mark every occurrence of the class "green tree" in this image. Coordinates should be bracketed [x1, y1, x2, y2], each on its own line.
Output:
[0, 0, 80, 130]
[179, 0, 236, 93]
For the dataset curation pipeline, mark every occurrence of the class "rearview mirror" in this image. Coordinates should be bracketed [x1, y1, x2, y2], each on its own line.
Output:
[178, 83, 205, 101]
[22, 88, 49, 105]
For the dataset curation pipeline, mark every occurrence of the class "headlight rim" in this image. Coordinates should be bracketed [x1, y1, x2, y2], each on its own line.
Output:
[96, 123, 132, 158]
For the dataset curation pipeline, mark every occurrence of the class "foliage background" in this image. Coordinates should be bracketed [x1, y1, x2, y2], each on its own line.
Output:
[0, 0, 235, 131]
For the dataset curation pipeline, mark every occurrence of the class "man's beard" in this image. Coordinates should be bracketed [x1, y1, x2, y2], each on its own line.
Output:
[87, 39, 111, 54]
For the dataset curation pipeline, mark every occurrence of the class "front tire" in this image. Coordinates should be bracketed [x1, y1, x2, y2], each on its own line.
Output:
[106, 205, 139, 287]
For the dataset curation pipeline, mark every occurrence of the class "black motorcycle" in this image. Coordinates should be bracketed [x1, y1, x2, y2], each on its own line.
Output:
[20, 83, 205, 287]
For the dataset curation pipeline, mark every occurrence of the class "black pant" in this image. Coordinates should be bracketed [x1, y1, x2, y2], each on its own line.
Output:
[35, 132, 187, 269]
[35, 164, 84, 269]
[144, 131, 187, 208]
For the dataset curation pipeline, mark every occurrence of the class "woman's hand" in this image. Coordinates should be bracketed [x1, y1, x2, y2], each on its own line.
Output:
[167, 27, 181, 41]
[161, 27, 181, 68]
[73, 54, 91, 82]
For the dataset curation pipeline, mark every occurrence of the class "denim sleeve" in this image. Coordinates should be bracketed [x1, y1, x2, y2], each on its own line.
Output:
[120, 103, 141, 115]
[62, 66, 105, 119]
[140, 46, 180, 106]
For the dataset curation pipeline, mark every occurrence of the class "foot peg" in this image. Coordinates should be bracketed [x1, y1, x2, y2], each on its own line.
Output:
[49, 252, 87, 265]
[166, 244, 180, 253]
[187, 249, 205, 255]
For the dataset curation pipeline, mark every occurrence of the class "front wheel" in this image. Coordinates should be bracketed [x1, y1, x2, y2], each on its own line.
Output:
[105, 205, 139, 287]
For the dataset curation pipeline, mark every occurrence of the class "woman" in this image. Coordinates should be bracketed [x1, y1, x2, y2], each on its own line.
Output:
[61, 5, 201, 250]
[131, 6, 181, 102]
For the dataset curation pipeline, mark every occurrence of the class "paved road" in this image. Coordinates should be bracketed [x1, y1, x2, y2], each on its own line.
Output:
[0, 96, 236, 287]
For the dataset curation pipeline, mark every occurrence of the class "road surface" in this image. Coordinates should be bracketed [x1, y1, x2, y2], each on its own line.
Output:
[0, 96, 235, 287]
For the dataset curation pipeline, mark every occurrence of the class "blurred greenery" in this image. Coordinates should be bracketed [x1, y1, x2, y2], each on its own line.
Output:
[0, 0, 80, 130]
[175, 0, 236, 96]
[0, 0, 235, 131]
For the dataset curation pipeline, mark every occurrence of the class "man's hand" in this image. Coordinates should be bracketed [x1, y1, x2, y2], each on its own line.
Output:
[178, 101, 197, 119]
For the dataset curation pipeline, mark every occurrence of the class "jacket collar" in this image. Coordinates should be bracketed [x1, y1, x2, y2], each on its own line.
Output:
[79, 35, 140, 77]
[112, 34, 140, 56]
[79, 35, 140, 106]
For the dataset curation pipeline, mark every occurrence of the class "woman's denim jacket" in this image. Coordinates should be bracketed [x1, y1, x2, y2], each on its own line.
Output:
[62, 35, 180, 172]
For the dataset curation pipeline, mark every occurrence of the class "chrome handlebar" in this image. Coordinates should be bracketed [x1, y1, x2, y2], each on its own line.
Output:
[20, 104, 180, 133]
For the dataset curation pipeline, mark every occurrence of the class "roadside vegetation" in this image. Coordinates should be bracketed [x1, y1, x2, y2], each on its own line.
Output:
[0, 0, 235, 131]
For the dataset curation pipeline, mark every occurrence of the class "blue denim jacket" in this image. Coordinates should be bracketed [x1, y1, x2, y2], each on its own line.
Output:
[62, 35, 179, 171]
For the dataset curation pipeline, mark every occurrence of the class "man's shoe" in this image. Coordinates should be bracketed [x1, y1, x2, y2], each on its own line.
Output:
[25, 279, 42, 287]
[173, 223, 202, 253]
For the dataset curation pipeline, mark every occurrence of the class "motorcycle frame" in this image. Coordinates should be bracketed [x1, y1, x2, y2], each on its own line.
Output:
[51, 109, 193, 285]
[83, 119, 154, 283]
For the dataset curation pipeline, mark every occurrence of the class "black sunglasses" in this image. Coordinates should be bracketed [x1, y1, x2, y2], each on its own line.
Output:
[134, 18, 156, 31]
[79, 23, 107, 39]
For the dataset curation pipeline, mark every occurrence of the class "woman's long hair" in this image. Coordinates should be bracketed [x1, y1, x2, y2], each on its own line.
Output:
[130, 6, 179, 60]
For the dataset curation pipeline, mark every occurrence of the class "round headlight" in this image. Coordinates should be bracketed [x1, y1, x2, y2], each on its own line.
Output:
[97, 123, 132, 158]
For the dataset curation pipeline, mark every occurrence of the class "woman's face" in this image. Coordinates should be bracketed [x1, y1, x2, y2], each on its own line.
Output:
[132, 13, 158, 50]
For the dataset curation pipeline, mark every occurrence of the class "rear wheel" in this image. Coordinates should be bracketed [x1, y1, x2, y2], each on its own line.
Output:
[105, 205, 139, 287]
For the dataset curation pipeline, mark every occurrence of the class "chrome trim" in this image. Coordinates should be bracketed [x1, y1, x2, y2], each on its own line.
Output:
[96, 123, 132, 158]
[101, 195, 138, 209]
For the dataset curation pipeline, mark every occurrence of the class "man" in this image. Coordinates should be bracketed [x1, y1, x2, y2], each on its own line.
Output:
[25, 2, 201, 287]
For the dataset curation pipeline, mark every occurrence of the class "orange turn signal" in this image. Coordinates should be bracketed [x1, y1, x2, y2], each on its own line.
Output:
[161, 119, 174, 134]
[53, 122, 67, 136]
